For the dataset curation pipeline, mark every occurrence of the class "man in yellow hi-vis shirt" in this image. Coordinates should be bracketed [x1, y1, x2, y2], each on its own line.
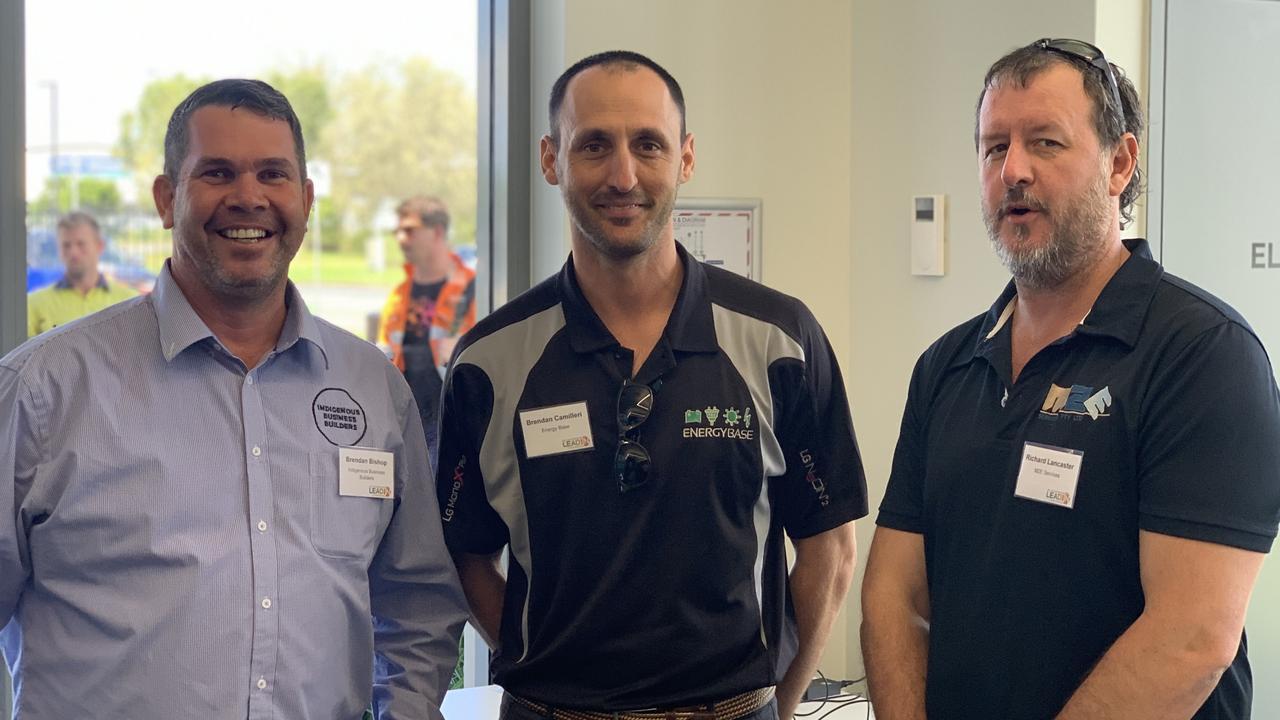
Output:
[27, 212, 137, 336]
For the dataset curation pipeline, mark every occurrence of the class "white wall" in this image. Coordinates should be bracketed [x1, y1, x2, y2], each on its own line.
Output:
[535, 0, 856, 362]
[533, 0, 858, 676]
[846, 0, 1148, 680]
[536, 0, 1152, 686]
[1095, 0, 1149, 240]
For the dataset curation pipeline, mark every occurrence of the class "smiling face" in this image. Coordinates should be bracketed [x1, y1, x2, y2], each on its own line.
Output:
[153, 104, 314, 305]
[977, 63, 1124, 290]
[540, 64, 694, 261]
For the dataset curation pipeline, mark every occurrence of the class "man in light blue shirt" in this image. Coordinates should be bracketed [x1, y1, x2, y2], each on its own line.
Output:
[0, 79, 467, 719]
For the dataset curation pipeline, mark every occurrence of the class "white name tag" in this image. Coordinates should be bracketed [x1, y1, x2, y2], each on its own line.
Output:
[1015, 441, 1083, 508]
[339, 447, 395, 499]
[519, 401, 594, 458]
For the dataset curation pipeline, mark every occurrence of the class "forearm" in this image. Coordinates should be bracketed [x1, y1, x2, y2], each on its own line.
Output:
[1056, 612, 1231, 719]
[859, 527, 929, 720]
[455, 551, 506, 648]
[860, 601, 928, 720]
[1058, 532, 1264, 719]
[777, 528, 857, 720]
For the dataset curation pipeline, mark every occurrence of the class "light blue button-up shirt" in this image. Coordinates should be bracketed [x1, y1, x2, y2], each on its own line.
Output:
[0, 264, 467, 719]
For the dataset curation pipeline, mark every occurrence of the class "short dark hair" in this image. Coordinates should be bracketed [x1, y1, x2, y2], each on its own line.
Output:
[548, 50, 686, 143]
[56, 211, 101, 238]
[163, 78, 307, 182]
[975, 41, 1144, 228]
[396, 195, 450, 232]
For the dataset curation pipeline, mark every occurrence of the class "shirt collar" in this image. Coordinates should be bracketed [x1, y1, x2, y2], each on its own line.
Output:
[964, 238, 1163, 366]
[54, 273, 111, 291]
[152, 260, 329, 367]
[557, 242, 720, 355]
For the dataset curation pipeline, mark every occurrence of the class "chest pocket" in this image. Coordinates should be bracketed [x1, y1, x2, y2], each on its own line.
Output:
[309, 450, 395, 561]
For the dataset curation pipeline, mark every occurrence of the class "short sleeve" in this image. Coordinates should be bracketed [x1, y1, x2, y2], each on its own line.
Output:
[772, 307, 868, 539]
[26, 293, 44, 338]
[876, 350, 930, 535]
[435, 362, 509, 555]
[1137, 322, 1280, 552]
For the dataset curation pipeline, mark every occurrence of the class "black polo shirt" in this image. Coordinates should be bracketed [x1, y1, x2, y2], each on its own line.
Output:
[437, 243, 867, 710]
[879, 239, 1280, 719]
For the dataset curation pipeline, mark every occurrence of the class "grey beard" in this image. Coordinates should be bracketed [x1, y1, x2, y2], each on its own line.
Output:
[985, 181, 1112, 291]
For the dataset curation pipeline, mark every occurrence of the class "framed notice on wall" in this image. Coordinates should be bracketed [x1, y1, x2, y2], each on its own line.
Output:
[673, 198, 762, 281]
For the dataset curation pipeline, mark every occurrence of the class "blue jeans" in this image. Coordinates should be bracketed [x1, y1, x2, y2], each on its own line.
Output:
[498, 694, 779, 720]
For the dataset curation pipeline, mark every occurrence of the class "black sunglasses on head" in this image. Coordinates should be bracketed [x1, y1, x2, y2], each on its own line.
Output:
[1034, 38, 1124, 121]
[614, 379, 654, 493]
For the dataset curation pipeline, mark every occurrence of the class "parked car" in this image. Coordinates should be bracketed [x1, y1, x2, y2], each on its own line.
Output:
[455, 243, 477, 270]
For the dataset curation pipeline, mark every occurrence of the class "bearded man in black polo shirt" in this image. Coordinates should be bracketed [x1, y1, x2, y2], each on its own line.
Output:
[436, 51, 867, 720]
[861, 39, 1280, 720]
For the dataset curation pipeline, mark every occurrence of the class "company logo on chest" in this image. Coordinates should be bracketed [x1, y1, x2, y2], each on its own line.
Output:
[1039, 383, 1113, 421]
[681, 403, 756, 440]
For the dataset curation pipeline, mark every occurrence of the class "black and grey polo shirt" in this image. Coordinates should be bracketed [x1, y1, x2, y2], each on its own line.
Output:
[879, 238, 1280, 719]
[436, 243, 867, 710]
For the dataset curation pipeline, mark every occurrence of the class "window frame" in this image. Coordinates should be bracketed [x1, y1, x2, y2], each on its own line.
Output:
[0, 0, 26, 359]
[0, 0, 530, 702]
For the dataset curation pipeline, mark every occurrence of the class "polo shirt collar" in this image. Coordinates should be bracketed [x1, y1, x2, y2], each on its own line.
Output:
[152, 260, 329, 367]
[965, 238, 1164, 367]
[557, 242, 719, 355]
[54, 273, 111, 291]
[1075, 238, 1163, 346]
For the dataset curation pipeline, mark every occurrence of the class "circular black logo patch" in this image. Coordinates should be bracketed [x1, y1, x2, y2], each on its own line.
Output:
[312, 388, 368, 446]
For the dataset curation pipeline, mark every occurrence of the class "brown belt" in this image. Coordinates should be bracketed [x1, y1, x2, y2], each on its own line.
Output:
[508, 686, 775, 720]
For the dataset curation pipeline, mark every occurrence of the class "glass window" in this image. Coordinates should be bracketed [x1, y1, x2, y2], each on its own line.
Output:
[9, 0, 483, 704]
[24, 0, 479, 339]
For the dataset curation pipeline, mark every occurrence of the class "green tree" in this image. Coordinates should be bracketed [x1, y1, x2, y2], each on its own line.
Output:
[322, 57, 477, 254]
[30, 176, 122, 215]
[114, 68, 334, 197]
[266, 64, 334, 162]
[115, 74, 208, 198]
[111, 61, 476, 259]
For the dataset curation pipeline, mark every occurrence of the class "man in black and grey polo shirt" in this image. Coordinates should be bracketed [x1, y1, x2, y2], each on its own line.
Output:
[861, 39, 1280, 719]
[436, 50, 866, 720]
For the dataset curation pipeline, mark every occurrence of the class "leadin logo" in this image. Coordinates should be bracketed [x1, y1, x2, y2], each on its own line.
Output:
[1040, 383, 1112, 420]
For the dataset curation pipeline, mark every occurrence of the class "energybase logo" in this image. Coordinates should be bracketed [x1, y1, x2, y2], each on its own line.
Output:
[682, 404, 756, 440]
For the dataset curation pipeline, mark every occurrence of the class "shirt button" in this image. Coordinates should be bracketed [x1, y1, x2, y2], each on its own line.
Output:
[261, 597, 272, 609]
[257, 520, 268, 533]
[257, 676, 267, 690]
[246, 375, 255, 385]
[252, 446, 262, 457]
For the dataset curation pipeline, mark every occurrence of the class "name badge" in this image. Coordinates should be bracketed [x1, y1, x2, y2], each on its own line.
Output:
[339, 447, 395, 499]
[1014, 441, 1083, 508]
[519, 401, 594, 458]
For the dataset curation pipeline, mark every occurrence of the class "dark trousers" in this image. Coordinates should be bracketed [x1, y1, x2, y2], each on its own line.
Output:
[498, 694, 779, 720]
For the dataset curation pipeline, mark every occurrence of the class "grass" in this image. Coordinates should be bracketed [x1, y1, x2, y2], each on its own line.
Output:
[288, 250, 405, 287]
